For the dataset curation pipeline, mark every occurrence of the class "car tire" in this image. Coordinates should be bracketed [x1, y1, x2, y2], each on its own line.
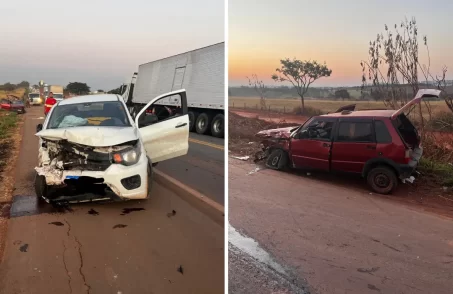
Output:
[367, 166, 398, 195]
[188, 111, 199, 132]
[211, 114, 224, 138]
[146, 161, 154, 198]
[195, 112, 212, 135]
[266, 149, 289, 170]
[34, 173, 48, 203]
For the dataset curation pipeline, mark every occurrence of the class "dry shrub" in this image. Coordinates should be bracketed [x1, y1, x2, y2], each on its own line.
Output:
[427, 111, 453, 132]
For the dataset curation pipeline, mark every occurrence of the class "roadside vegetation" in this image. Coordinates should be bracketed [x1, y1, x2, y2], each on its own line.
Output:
[0, 112, 19, 180]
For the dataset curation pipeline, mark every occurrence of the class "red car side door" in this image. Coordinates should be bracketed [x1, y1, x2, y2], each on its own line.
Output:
[290, 117, 336, 171]
[331, 118, 378, 173]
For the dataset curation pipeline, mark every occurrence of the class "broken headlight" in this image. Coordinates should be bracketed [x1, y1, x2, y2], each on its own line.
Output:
[112, 144, 141, 166]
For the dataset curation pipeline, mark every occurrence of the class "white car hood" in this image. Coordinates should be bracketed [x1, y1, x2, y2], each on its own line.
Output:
[36, 126, 139, 147]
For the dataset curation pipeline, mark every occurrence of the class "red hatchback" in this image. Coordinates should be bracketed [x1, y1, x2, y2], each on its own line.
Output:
[1, 99, 26, 114]
[257, 89, 441, 194]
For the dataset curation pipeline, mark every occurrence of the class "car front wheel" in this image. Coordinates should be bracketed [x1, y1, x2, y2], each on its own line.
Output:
[34, 173, 49, 202]
[147, 161, 154, 198]
[367, 166, 398, 194]
[266, 149, 289, 170]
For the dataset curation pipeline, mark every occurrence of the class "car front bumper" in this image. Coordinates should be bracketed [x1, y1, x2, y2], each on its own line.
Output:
[43, 154, 150, 200]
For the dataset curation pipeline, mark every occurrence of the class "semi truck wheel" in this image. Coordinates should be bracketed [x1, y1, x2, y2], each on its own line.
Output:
[211, 114, 224, 138]
[195, 113, 212, 135]
[188, 111, 199, 132]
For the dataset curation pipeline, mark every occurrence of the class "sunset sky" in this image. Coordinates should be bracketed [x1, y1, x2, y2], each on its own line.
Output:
[0, 0, 224, 90]
[229, 0, 453, 87]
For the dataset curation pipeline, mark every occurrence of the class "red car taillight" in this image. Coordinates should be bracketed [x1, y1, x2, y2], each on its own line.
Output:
[404, 149, 412, 164]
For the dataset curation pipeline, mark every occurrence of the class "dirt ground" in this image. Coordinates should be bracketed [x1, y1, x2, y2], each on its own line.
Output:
[228, 108, 453, 219]
[0, 111, 25, 262]
[229, 158, 453, 294]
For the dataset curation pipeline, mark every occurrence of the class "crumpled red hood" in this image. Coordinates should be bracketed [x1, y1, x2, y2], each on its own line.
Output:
[256, 126, 299, 139]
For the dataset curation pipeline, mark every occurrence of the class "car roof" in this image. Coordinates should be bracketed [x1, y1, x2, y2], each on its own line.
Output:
[321, 109, 395, 118]
[58, 94, 120, 106]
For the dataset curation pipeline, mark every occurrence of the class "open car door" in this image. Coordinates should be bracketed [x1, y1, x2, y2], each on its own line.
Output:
[135, 89, 189, 163]
[391, 89, 441, 120]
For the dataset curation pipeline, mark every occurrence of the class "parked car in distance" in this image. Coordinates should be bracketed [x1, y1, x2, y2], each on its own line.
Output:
[29, 93, 43, 105]
[53, 93, 64, 102]
[34, 90, 189, 204]
[1, 99, 26, 114]
[257, 89, 441, 194]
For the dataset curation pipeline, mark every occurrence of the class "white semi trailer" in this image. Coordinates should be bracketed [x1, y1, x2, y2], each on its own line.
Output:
[121, 42, 224, 138]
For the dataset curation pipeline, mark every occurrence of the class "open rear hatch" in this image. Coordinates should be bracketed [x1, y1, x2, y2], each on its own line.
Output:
[391, 89, 441, 163]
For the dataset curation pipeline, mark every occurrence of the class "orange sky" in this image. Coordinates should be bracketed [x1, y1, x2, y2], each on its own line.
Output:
[228, 0, 453, 87]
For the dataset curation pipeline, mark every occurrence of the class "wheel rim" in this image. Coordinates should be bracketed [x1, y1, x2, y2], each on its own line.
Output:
[197, 118, 205, 129]
[271, 154, 280, 166]
[213, 119, 222, 133]
[374, 174, 390, 188]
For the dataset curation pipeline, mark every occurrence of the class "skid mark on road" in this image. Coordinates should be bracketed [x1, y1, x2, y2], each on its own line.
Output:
[189, 138, 224, 150]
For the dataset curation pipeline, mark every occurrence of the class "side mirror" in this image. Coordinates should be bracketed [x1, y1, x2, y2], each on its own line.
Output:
[138, 113, 158, 128]
[36, 124, 43, 133]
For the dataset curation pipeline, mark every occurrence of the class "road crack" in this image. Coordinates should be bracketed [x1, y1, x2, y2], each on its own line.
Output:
[62, 241, 73, 294]
[64, 219, 91, 294]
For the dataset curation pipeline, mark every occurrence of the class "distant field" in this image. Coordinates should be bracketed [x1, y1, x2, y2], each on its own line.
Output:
[0, 88, 26, 99]
[229, 96, 450, 116]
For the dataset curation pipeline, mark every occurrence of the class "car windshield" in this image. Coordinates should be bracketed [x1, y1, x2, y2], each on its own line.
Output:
[47, 101, 130, 129]
[12, 100, 23, 105]
[29, 94, 39, 98]
[54, 94, 64, 99]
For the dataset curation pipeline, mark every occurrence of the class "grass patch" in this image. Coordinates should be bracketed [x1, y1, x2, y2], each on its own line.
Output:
[293, 105, 323, 116]
[419, 158, 453, 186]
[0, 112, 18, 139]
[230, 96, 450, 116]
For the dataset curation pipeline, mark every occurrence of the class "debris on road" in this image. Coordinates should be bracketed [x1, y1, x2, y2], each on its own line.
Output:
[88, 209, 99, 216]
[177, 265, 184, 275]
[247, 167, 262, 175]
[19, 244, 28, 252]
[113, 224, 128, 229]
[167, 210, 176, 218]
[121, 208, 145, 215]
[402, 176, 415, 184]
[48, 221, 64, 226]
[232, 155, 250, 161]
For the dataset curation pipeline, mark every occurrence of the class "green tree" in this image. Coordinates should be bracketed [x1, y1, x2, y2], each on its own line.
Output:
[108, 86, 122, 94]
[0, 82, 16, 92]
[17, 81, 30, 88]
[66, 82, 90, 95]
[334, 89, 350, 101]
[97, 89, 104, 93]
[272, 58, 332, 114]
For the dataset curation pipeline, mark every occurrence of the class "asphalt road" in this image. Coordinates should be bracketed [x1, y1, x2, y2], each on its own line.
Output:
[157, 132, 224, 205]
[229, 159, 453, 294]
[0, 107, 224, 294]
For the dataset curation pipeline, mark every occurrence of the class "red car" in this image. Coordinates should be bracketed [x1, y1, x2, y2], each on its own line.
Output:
[0, 99, 26, 114]
[256, 89, 441, 194]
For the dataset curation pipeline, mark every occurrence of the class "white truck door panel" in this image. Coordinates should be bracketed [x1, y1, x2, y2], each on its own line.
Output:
[136, 90, 189, 163]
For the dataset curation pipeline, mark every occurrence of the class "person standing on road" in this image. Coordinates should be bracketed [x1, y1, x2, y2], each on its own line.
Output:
[44, 92, 56, 115]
